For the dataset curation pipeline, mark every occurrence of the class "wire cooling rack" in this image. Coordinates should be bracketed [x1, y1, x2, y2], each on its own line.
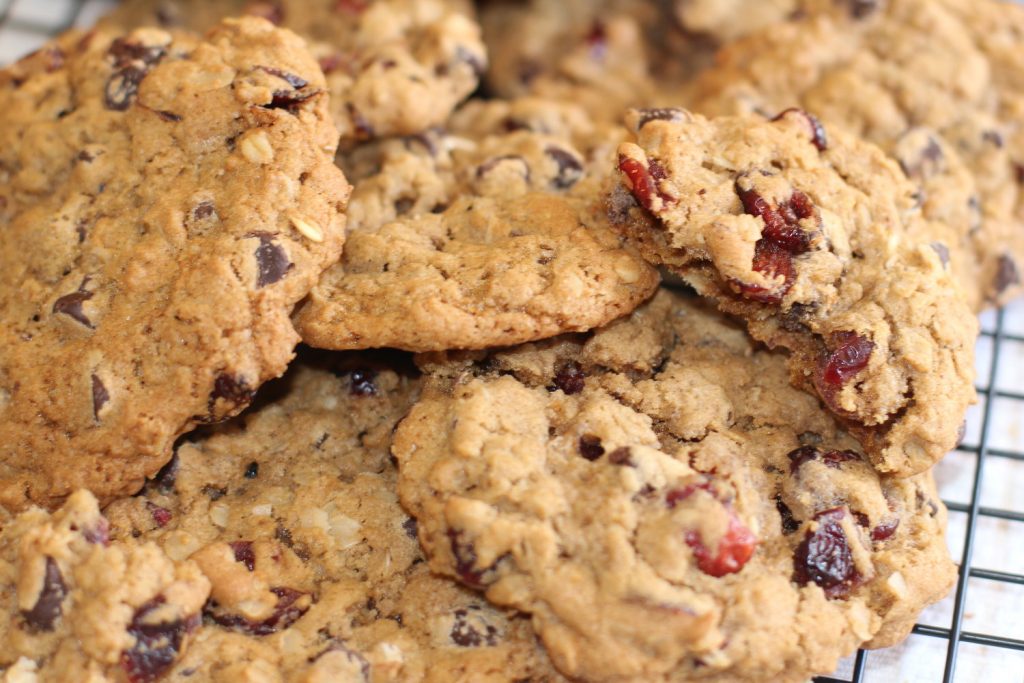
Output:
[2, 1, 1023, 681]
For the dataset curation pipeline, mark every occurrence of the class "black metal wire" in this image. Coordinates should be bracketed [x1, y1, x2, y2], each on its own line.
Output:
[3, 2, 1022, 681]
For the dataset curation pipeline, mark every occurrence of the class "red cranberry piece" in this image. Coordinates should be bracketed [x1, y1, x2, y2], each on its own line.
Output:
[793, 507, 861, 599]
[772, 108, 828, 151]
[618, 155, 673, 211]
[736, 183, 815, 253]
[734, 240, 796, 304]
[207, 587, 309, 636]
[551, 362, 586, 395]
[450, 606, 500, 647]
[787, 446, 861, 473]
[335, 0, 367, 13]
[814, 332, 874, 413]
[21, 557, 67, 631]
[871, 518, 899, 542]
[685, 513, 757, 578]
[229, 541, 256, 571]
[121, 597, 199, 683]
[578, 434, 605, 461]
[146, 502, 172, 528]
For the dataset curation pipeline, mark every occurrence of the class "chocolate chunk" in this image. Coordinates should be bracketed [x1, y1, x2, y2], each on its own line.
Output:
[121, 597, 199, 683]
[244, 461, 260, 479]
[105, 66, 147, 111]
[578, 434, 605, 461]
[450, 607, 500, 647]
[229, 541, 256, 571]
[52, 278, 95, 327]
[607, 447, 634, 466]
[775, 496, 800, 535]
[403, 516, 418, 539]
[551, 362, 585, 394]
[91, 374, 109, 420]
[544, 146, 584, 189]
[253, 233, 292, 288]
[21, 557, 66, 631]
[193, 201, 216, 220]
[209, 374, 254, 416]
[151, 452, 179, 493]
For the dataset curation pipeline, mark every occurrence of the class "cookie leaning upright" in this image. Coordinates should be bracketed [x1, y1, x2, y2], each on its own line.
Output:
[612, 109, 976, 476]
[0, 18, 350, 511]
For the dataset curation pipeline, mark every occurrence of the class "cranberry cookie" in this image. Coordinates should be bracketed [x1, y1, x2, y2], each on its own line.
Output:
[0, 19, 348, 511]
[0, 354, 564, 682]
[395, 290, 956, 683]
[691, 0, 1024, 308]
[613, 109, 976, 476]
[294, 112, 659, 352]
[105, 0, 486, 145]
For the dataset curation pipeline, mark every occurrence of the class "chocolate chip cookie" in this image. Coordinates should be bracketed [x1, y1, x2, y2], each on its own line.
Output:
[690, 0, 1024, 308]
[613, 109, 976, 477]
[294, 114, 659, 352]
[0, 19, 349, 511]
[395, 290, 956, 683]
[1, 354, 564, 682]
[104, 0, 486, 145]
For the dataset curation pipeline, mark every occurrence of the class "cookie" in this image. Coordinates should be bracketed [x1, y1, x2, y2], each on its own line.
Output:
[1, 354, 564, 682]
[690, 0, 1024, 308]
[612, 109, 976, 477]
[0, 490, 212, 682]
[394, 290, 956, 683]
[294, 111, 659, 353]
[0, 19, 348, 511]
[104, 0, 486, 145]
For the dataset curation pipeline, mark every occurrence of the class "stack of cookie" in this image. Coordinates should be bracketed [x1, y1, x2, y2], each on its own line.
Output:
[0, 0, 1017, 681]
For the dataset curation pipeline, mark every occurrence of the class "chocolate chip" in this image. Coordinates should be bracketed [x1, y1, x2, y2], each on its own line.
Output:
[995, 254, 1020, 294]
[450, 607, 499, 647]
[201, 484, 227, 501]
[209, 374, 254, 416]
[253, 233, 292, 288]
[775, 496, 800, 535]
[21, 557, 66, 631]
[244, 461, 260, 479]
[229, 541, 256, 571]
[152, 452, 179, 493]
[207, 586, 309, 635]
[193, 201, 216, 220]
[91, 374, 109, 420]
[607, 447, 634, 466]
[544, 146, 584, 189]
[121, 597, 199, 683]
[772, 108, 828, 151]
[349, 368, 378, 396]
[104, 66, 146, 111]
[154, 110, 181, 122]
[551, 362, 585, 395]
[633, 108, 689, 129]
[52, 278, 94, 328]
[257, 66, 308, 89]
[448, 530, 493, 589]
[788, 446, 860, 473]
[403, 517, 418, 539]
[578, 434, 605, 461]
[896, 132, 943, 180]
[930, 242, 950, 267]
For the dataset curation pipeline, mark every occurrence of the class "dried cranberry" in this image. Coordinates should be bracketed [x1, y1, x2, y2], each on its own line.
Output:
[450, 606, 500, 647]
[578, 434, 605, 461]
[665, 480, 714, 508]
[618, 154, 673, 211]
[814, 332, 874, 413]
[208, 374, 254, 417]
[448, 530, 491, 589]
[995, 255, 1020, 294]
[633, 108, 689, 129]
[585, 21, 607, 60]
[252, 232, 292, 287]
[871, 518, 899, 542]
[104, 39, 166, 111]
[121, 597, 199, 683]
[91, 374, 109, 420]
[146, 502, 172, 528]
[738, 240, 797, 304]
[685, 513, 757, 578]
[772, 108, 828, 151]
[787, 446, 861, 473]
[207, 587, 309, 636]
[551, 362, 585, 394]
[736, 183, 814, 253]
[229, 541, 256, 571]
[21, 557, 66, 631]
[245, 2, 284, 24]
[335, 0, 368, 13]
[793, 507, 861, 599]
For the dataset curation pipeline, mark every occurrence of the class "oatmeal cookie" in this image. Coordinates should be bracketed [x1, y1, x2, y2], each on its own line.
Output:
[395, 290, 956, 683]
[105, 0, 486, 144]
[0, 18, 348, 510]
[612, 109, 976, 476]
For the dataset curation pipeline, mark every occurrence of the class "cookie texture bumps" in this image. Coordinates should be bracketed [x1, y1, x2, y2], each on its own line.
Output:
[0, 491, 211, 682]
[0, 19, 349, 510]
[101, 354, 564, 683]
[612, 109, 976, 476]
[395, 291, 956, 683]
[690, 0, 1024, 308]
[105, 0, 487, 144]
[294, 106, 659, 352]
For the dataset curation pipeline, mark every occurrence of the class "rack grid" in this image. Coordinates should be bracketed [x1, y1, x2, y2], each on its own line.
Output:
[1, 2, 1022, 681]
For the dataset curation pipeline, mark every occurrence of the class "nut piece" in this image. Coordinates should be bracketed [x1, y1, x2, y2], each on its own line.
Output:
[240, 130, 275, 164]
